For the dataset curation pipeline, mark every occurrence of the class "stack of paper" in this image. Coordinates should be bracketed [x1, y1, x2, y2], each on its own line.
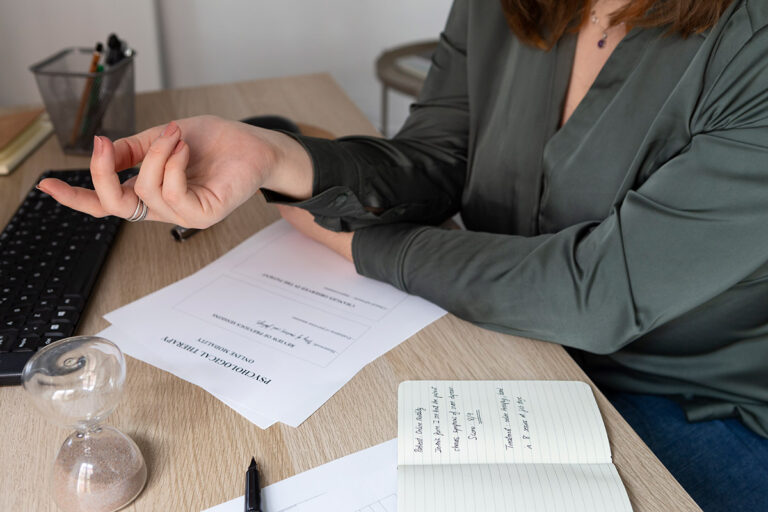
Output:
[101, 220, 445, 428]
[204, 439, 397, 512]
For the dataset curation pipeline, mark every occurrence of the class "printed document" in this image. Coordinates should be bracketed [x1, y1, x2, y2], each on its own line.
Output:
[98, 324, 276, 429]
[203, 439, 397, 512]
[103, 220, 445, 427]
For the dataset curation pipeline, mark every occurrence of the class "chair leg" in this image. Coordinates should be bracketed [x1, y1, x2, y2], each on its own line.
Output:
[380, 85, 389, 137]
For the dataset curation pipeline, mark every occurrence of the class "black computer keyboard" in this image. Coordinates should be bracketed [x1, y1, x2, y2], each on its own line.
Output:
[0, 169, 134, 385]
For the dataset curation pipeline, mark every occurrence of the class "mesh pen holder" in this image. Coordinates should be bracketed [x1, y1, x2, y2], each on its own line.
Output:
[30, 47, 136, 155]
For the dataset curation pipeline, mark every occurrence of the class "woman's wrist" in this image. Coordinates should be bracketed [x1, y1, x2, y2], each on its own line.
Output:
[259, 129, 313, 200]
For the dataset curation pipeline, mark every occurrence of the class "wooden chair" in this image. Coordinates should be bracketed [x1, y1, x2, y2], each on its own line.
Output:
[375, 40, 438, 135]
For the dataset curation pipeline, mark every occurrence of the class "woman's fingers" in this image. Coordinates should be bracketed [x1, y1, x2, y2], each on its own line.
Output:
[133, 122, 183, 220]
[36, 177, 164, 222]
[38, 117, 241, 226]
[36, 178, 109, 218]
[40, 122, 183, 224]
[111, 124, 166, 171]
[90, 135, 138, 217]
[91, 135, 169, 221]
[161, 139, 194, 213]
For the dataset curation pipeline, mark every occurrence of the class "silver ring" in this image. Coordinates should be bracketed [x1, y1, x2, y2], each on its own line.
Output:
[126, 197, 143, 221]
[126, 197, 148, 222]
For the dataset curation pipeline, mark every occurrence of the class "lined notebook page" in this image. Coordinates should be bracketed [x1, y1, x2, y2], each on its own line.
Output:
[398, 381, 612, 466]
[399, 463, 632, 512]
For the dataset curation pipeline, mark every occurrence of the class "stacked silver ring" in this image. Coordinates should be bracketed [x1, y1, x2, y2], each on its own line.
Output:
[126, 197, 148, 222]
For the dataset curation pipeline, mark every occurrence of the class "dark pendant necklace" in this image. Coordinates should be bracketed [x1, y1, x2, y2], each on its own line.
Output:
[590, 8, 625, 48]
[590, 9, 609, 48]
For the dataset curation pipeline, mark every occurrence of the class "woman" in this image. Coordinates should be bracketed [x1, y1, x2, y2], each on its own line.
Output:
[39, 0, 767, 509]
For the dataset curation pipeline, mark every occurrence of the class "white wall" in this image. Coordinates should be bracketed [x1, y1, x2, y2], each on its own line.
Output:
[156, 0, 451, 134]
[0, 0, 451, 135]
[0, 0, 163, 106]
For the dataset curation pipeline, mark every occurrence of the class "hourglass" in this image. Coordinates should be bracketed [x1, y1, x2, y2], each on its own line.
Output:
[22, 336, 147, 512]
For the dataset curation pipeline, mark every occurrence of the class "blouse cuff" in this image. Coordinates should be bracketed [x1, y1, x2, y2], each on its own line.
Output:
[352, 223, 431, 291]
[261, 133, 367, 231]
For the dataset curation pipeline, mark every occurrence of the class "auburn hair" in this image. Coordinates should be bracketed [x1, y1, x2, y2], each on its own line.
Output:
[499, 0, 735, 50]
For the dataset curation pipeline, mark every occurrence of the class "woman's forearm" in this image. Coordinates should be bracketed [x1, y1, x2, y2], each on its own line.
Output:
[257, 128, 314, 200]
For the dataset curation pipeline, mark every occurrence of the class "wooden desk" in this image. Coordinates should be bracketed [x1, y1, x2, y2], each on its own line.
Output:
[0, 74, 701, 512]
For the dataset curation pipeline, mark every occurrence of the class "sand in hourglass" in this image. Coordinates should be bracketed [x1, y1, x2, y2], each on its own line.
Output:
[52, 431, 147, 512]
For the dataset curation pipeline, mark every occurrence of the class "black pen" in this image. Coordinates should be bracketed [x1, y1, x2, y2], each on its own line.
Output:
[105, 33, 125, 66]
[171, 225, 201, 242]
[245, 457, 261, 512]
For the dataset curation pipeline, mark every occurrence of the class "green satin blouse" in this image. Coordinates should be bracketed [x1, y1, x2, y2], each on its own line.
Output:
[266, 0, 768, 437]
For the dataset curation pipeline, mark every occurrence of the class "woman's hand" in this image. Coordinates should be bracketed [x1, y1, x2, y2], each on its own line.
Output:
[37, 115, 312, 229]
[277, 205, 353, 262]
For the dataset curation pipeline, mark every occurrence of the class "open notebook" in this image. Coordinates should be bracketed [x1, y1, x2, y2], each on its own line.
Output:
[397, 381, 632, 512]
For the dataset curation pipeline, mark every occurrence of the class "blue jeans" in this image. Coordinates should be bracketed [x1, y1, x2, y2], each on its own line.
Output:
[604, 391, 768, 512]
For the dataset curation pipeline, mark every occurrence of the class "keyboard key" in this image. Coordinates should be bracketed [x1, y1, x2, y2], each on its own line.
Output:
[47, 276, 63, 286]
[41, 286, 63, 299]
[4, 275, 21, 286]
[34, 299, 53, 309]
[27, 271, 45, 282]
[0, 332, 16, 352]
[58, 297, 83, 310]
[12, 335, 39, 352]
[30, 307, 51, 318]
[7, 305, 30, 318]
[28, 313, 48, 325]
[1, 286, 18, 296]
[3, 316, 25, 329]
[22, 283, 40, 295]
[25, 275, 47, 288]
[16, 294, 35, 305]
[20, 325, 43, 336]
[52, 309, 78, 323]
[46, 322, 74, 338]
[41, 335, 65, 347]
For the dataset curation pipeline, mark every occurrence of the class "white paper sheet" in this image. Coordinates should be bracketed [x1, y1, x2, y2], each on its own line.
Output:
[98, 325, 276, 429]
[289, 474, 397, 512]
[202, 439, 397, 512]
[104, 220, 445, 427]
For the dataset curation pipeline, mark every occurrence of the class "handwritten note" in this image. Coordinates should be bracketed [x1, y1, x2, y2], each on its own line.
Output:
[397, 381, 632, 512]
[399, 380, 611, 465]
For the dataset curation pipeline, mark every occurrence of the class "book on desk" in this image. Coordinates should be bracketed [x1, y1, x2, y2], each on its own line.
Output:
[0, 109, 54, 176]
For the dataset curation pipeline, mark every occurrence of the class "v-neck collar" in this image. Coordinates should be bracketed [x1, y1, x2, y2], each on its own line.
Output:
[543, 26, 660, 168]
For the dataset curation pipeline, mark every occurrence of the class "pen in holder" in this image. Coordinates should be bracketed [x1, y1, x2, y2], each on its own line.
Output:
[30, 47, 136, 155]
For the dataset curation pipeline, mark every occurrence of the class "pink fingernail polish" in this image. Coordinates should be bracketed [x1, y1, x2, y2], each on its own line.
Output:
[163, 122, 178, 137]
[172, 139, 184, 155]
[93, 136, 102, 154]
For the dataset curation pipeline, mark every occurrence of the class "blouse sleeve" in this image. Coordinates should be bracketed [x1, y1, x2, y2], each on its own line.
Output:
[353, 25, 768, 354]
[262, 0, 470, 230]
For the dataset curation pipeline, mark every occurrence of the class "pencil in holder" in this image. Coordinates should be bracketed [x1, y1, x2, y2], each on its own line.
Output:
[30, 48, 136, 155]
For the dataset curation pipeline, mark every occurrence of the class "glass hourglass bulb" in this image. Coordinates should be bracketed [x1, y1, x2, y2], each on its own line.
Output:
[22, 336, 147, 512]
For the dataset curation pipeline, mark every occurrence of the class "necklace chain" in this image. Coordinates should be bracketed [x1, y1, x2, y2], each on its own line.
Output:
[589, 5, 626, 49]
